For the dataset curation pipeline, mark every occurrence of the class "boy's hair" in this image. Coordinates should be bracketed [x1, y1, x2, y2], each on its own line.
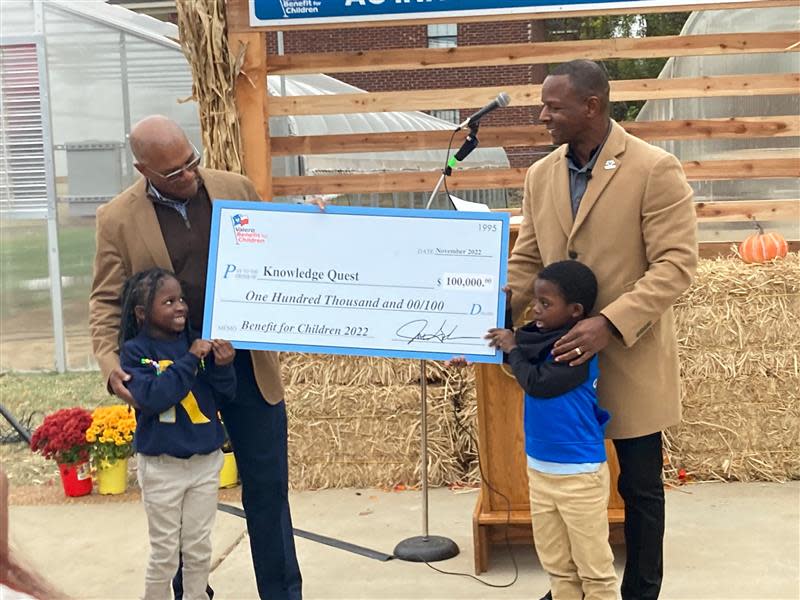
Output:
[538, 260, 598, 315]
[118, 267, 178, 347]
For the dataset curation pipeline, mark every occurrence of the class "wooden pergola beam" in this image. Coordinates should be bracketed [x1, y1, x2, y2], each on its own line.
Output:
[699, 241, 799, 256]
[269, 73, 800, 116]
[270, 116, 800, 156]
[271, 158, 800, 196]
[501, 200, 800, 223]
[268, 31, 800, 74]
[695, 199, 799, 223]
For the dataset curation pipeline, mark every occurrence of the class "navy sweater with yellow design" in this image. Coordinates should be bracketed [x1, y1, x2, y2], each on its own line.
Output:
[120, 330, 236, 458]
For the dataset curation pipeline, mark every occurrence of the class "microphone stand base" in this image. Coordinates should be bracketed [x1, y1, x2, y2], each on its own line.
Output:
[393, 535, 460, 563]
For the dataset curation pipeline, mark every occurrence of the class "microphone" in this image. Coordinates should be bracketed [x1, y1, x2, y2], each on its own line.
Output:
[458, 92, 511, 129]
[453, 131, 479, 162]
[445, 130, 480, 175]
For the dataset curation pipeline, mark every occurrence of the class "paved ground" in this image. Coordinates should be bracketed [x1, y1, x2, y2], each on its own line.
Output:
[7, 481, 800, 599]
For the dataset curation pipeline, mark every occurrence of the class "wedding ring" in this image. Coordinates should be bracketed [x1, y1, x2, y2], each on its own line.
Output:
[575, 346, 583, 356]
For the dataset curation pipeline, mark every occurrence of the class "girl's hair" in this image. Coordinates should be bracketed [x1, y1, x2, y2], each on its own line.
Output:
[118, 267, 179, 347]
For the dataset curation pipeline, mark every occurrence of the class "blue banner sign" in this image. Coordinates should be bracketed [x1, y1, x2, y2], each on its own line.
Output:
[250, 0, 736, 27]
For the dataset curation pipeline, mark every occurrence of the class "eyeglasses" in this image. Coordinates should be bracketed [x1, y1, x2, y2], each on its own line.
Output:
[145, 146, 202, 181]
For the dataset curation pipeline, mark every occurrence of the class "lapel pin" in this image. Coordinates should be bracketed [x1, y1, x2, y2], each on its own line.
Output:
[604, 159, 616, 170]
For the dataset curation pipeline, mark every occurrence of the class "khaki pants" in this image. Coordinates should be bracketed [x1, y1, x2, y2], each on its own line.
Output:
[528, 462, 618, 600]
[138, 450, 223, 600]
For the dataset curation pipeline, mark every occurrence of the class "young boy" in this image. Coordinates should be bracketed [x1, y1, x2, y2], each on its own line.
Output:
[486, 260, 617, 600]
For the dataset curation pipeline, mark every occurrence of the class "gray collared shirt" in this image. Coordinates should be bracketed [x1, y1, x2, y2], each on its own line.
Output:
[146, 179, 200, 229]
[565, 123, 611, 218]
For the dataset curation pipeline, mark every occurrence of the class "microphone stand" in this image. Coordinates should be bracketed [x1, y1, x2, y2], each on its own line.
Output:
[424, 123, 480, 210]
[394, 124, 481, 563]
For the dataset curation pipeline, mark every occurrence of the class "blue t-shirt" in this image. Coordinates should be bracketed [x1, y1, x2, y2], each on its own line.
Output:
[506, 324, 610, 470]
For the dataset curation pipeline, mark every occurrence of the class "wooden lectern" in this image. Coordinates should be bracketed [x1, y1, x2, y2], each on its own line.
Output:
[471, 220, 625, 574]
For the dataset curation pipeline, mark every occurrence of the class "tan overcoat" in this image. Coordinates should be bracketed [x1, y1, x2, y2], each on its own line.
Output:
[507, 120, 698, 439]
[89, 168, 284, 404]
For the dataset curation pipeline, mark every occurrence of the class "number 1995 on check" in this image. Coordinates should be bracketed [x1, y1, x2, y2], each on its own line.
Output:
[439, 273, 495, 290]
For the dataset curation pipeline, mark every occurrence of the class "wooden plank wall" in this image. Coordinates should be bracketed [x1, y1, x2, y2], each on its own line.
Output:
[225, 0, 800, 244]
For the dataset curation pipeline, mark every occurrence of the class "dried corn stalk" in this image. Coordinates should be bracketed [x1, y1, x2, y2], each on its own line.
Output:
[175, 0, 244, 173]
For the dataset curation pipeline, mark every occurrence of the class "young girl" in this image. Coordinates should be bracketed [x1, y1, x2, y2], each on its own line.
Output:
[118, 267, 236, 600]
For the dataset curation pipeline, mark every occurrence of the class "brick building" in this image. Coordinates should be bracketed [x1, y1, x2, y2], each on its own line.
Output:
[267, 20, 550, 168]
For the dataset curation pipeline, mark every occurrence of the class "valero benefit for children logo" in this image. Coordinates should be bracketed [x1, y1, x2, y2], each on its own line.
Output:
[230, 213, 267, 245]
[276, 0, 322, 16]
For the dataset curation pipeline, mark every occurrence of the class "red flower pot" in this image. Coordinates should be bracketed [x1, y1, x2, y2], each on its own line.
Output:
[58, 461, 92, 497]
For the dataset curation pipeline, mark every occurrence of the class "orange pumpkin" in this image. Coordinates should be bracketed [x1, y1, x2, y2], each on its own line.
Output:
[739, 223, 788, 264]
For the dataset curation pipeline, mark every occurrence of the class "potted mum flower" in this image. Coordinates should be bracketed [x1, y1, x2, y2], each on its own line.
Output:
[85, 405, 136, 495]
[30, 407, 93, 497]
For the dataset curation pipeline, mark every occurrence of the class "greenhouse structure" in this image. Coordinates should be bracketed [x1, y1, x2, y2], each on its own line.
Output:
[637, 6, 799, 241]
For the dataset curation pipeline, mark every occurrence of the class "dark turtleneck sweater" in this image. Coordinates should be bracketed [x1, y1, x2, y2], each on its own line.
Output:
[149, 183, 212, 330]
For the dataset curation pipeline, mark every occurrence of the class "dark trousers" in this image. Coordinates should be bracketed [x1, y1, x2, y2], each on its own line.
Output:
[218, 350, 302, 600]
[613, 432, 665, 600]
[172, 556, 213, 600]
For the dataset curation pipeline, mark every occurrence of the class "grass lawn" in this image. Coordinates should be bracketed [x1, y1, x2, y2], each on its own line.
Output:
[0, 371, 113, 486]
[0, 220, 96, 320]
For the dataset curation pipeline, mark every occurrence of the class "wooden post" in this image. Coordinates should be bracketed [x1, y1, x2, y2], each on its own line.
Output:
[228, 28, 272, 201]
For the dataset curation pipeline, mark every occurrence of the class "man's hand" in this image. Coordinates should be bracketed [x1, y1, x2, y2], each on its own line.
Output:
[552, 315, 613, 366]
[108, 365, 136, 408]
[189, 339, 213, 360]
[485, 328, 518, 353]
[307, 195, 328, 210]
[211, 339, 236, 366]
[445, 356, 471, 369]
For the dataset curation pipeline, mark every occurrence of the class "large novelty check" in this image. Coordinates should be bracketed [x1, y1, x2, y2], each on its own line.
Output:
[203, 202, 509, 363]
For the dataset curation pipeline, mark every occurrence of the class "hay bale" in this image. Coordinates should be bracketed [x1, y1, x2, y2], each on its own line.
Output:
[667, 253, 800, 482]
[675, 253, 800, 351]
[666, 381, 798, 481]
[280, 354, 450, 387]
[680, 349, 798, 381]
[455, 383, 481, 485]
[286, 369, 476, 490]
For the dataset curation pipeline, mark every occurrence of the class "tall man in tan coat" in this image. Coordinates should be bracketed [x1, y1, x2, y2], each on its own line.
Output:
[508, 61, 697, 600]
[90, 116, 302, 599]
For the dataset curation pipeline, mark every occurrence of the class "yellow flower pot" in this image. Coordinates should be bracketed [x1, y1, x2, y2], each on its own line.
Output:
[219, 452, 239, 489]
[96, 458, 129, 495]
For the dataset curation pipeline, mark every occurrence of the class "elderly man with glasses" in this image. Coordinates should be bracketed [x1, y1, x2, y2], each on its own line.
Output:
[90, 115, 304, 600]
